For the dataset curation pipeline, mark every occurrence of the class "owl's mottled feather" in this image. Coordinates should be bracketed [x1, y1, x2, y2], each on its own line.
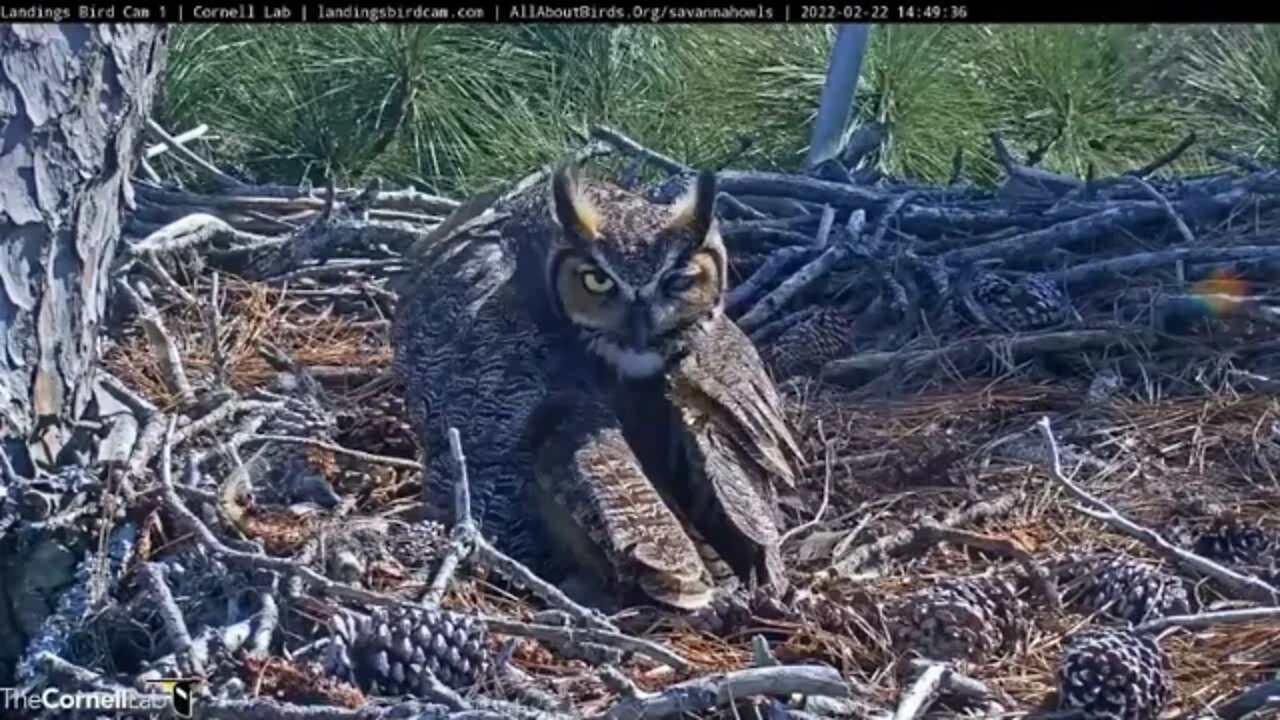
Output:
[663, 318, 802, 592]
[532, 395, 715, 610]
[392, 163, 801, 609]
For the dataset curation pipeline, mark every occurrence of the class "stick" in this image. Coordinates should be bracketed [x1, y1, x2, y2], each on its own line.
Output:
[822, 328, 1150, 384]
[1126, 132, 1196, 178]
[139, 562, 204, 676]
[831, 492, 1020, 576]
[115, 279, 196, 407]
[145, 123, 210, 159]
[1206, 679, 1280, 720]
[246, 434, 422, 471]
[435, 428, 617, 631]
[920, 524, 1062, 613]
[424, 428, 479, 605]
[715, 170, 886, 209]
[939, 190, 1253, 264]
[1134, 606, 1280, 635]
[590, 665, 851, 720]
[1126, 176, 1196, 244]
[588, 125, 690, 175]
[482, 617, 692, 673]
[1049, 245, 1280, 288]
[145, 118, 245, 188]
[129, 212, 274, 256]
[1208, 148, 1270, 173]
[1035, 417, 1280, 605]
[725, 246, 817, 314]
[892, 662, 948, 720]
[905, 659, 990, 703]
[136, 251, 201, 307]
[737, 200, 893, 333]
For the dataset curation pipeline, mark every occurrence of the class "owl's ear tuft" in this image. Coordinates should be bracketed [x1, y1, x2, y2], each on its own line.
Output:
[550, 160, 600, 240]
[666, 169, 718, 244]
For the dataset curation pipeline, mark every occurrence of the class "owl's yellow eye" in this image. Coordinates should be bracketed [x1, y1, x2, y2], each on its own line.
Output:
[580, 269, 615, 294]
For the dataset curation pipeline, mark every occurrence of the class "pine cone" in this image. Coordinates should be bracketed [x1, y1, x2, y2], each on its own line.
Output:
[887, 575, 1028, 663]
[1052, 553, 1191, 625]
[972, 272, 1070, 331]
[1192, 515, 1278, 567]
[1056, 628, 1172, 720]
[325, 605, 490, 695]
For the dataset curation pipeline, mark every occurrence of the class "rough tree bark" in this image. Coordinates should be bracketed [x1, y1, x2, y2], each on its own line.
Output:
[0, 23, 169, 472]
[0, 22, 169, 683]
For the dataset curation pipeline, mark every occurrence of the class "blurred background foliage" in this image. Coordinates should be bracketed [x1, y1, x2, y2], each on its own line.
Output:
[156, 23, 1280, 196]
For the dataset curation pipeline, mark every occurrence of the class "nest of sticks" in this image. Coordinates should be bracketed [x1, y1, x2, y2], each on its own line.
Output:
[2, 121, 1278, 720]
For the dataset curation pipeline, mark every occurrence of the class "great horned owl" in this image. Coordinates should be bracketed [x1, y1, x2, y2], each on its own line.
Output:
[391, 161, 801, 610]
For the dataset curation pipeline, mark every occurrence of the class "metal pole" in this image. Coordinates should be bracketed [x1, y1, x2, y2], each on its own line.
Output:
[804, 24, 872, 171]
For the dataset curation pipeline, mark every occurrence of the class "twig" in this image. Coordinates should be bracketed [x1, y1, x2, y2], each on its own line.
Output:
[905, 660, 990, 703]
[427, 429, 616, 630]
[1127, 176, 1196, 244]
[145, 123, 209, 159]
[136, 251, 201, 307]
[196, 699, 382, 720]
[715, 170, 885, 209]
[736, 204, 880, 333]
[919, 524, 1062, 613]
[1205, 679, 1280, 720]
[424, 428, 479, 605]
[246, 434, 422, 471]
[482, 617, 691, 673]
[589, 125, 690, 175]
[129, 212, 273, 257]
[115, 279, 196, 407]
[590, 665, 851, 720]
[942, 199, 1191, 265]
[473, 536, 616, 631]
[176, 398, 286, 447]
[207, 271, 230, 389]
[598, 665, 642, 698]
[1208, 148, 1270, 173]
[1127, 132, 1196, 178]
[1035, 417, 1280, 605]
[139, 562, 204, 676]
[1134, 606, 1280, 635]
[145, 118, 245, 188]
[830, 492, 1020, 576]
[725, 246, 817, 314]
[1049, 244, 1280, 288]
[780, 420, 833, 547]
[892, 662, 948, 720]
[822, 328, 1151, 383]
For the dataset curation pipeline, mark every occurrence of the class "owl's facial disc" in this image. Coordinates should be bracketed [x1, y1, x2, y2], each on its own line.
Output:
[547, 162, 725, 378]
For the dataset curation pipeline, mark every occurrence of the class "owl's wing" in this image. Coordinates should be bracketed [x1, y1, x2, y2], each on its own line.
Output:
[664, 319, 805, 591]
[532, 395, 715, 611]
[672, 318, 805, 491]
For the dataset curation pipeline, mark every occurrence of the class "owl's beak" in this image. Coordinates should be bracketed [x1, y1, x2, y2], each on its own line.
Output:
[627, 303, 653, 349]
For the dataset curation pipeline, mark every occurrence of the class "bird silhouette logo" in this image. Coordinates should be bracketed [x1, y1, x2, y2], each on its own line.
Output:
[151, 678, 198, 718]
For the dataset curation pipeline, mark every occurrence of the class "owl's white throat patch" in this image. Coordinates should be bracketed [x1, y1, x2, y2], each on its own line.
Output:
[587, 337, 665, 378]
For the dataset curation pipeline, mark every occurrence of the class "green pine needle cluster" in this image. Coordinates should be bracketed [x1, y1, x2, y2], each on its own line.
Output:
[156, 23, 1280, 196]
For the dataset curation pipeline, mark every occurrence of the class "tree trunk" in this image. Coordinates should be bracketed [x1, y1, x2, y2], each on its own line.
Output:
[0, 22, 168, 684]
[0, 23, 169, 473]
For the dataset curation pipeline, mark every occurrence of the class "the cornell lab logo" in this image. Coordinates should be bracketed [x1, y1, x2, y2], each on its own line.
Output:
[151, 678, 198, 718]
